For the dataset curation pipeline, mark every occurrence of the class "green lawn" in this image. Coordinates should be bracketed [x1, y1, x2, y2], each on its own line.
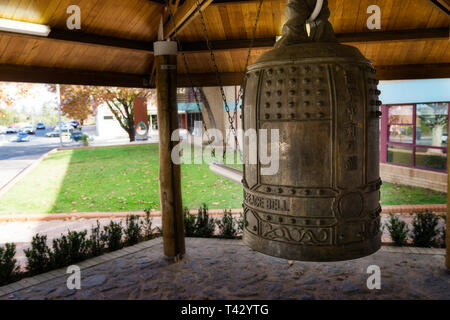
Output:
[380, 181, 446, 205]
[0, 144, 446, 214]
[0, 144, 243, 214]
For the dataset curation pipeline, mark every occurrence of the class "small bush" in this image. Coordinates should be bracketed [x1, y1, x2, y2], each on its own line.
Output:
[52, 230, 90, 268]
[194, 204, 216, 237]
[125, 215, 142, 246]
[24, 234, 52, 276]
[217, 210, 237, 239]
[142, 210, 155, 240]
[184, 207, 197, 237]
[101, 221, 124, 251]
[411, 211, 440, 248]
[385, 214, 409, 246]
[0, 243, 20, 286]
[89, 221, 105, 257]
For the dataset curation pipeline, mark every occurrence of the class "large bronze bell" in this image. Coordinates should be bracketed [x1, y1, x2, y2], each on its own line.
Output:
[242, 0, 382, 261]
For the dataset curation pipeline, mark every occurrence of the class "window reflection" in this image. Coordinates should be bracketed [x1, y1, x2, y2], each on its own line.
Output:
[416, 103, 448, 148]
[389, 125, 413, 143]
[415, 147, 447, 171]
[387, 145, 413, 166]
[384, 103, 448, 172]
[388, 105, 413, 124]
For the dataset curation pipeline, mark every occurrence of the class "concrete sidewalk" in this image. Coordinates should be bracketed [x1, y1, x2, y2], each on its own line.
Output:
[0, 160, 34, 190]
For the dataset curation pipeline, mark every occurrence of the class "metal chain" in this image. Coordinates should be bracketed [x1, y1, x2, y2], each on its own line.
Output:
[235, 0, 264, 114]
[165, 0, 213, 148]
[194, 0, 264, 159]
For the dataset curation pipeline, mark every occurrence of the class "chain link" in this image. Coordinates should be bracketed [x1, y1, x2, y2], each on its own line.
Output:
[165, 0, 264, 160]
[165, 0, 213, 148]
[193, 0, 264, 160]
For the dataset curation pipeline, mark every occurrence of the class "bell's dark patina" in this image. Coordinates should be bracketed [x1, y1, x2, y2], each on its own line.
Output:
[242, 0, 382, 261]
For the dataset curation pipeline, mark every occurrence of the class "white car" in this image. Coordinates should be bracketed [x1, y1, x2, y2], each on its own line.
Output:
[0, 126, 6, 134]
[6, 126, 18, 134]
[21, 125, 35, 135]
[46, 126, 73, 137]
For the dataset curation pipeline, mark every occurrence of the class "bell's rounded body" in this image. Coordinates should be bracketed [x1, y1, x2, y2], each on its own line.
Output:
[242, 42, 382, 261]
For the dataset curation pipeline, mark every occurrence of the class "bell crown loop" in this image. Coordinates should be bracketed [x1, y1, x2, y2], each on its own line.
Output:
[275, 0, 338, 47]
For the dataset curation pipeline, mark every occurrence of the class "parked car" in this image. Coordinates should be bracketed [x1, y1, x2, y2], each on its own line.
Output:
[70, 131, 93, 142]
[21, 125, 35, 135]
[70, 131, 84, 142]
[6, 126, 18, 134]
[36, 122, 46, 130]
[0, 126, 6, 134]
[442, 132, 448, 145]
[16, 132, 30, 142]
[46, 126, 73, 137]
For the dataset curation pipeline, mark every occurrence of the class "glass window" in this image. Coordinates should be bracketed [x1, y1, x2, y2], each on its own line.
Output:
[415, 147, 447, 171]
[388, 125, 414, 144]
[388, 105, 413, 124]
[416, 103, 448, 148]
[382, 103, 449, 173]
[387, 145, 413, 166]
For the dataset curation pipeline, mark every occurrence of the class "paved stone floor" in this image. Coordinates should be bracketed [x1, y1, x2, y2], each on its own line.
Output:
[1, 238, 449, 300]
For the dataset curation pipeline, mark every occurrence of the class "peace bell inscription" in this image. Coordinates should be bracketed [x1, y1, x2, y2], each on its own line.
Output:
[242, 0, 382, 261]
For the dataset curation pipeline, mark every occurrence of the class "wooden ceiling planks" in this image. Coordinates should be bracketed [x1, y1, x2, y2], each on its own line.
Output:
[0, 32, 153, 74]
[0, 0, 449, 85]
[177, 0, 450, 42]
[0, 0, 164, 41]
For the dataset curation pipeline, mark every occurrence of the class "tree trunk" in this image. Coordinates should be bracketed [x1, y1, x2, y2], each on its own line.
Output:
[127, 117, 135, 142]
[432, 124, 444, 147]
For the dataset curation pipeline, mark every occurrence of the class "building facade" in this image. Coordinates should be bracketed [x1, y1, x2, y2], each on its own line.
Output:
[379, 79, 450, 192]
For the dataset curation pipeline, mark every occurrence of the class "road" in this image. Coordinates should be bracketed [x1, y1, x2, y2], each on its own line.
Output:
[0, 125, 154, 191]
[0, 127, 76, 190]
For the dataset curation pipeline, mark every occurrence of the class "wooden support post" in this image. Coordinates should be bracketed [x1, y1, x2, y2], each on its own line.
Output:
[446, 122, 450, 269]
[154, 41, 185, 259]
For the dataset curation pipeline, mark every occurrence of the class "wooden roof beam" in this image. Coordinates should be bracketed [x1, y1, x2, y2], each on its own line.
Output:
[0, 63, 449, 88]
[181, 28, 449, 52]
[177, 64, 450, 87]
[211, 0, 283, 4]
[0, 27, 445, 55]
[428, 0, 450, 15]
[48, 29, 154, 52]
[164, 0, 214, 39]
[146, 0, 166, 4]
[0, 64, 151, 88]
[0, 29, 154, 53]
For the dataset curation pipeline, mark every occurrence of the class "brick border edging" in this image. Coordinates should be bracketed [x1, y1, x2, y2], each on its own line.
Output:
[382, 204, 446, 215]
[0, 238, 444, 298]
[0, 205, 446, 222]
[0, 237, 164, 297]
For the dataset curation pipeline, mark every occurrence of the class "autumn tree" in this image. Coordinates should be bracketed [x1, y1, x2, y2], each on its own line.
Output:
[54, 85, 150, 142]
[0, 83, 32, 125]
[58, 86, 96, 124]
